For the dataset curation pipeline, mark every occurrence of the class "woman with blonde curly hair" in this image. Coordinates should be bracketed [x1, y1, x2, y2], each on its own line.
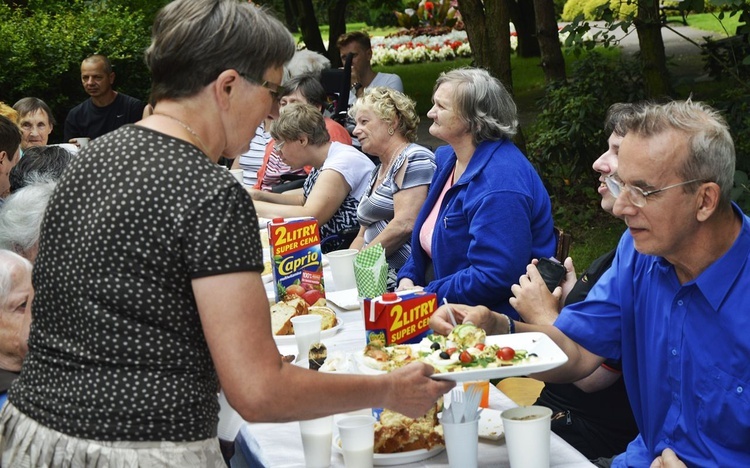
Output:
[348, 87, 435, 287]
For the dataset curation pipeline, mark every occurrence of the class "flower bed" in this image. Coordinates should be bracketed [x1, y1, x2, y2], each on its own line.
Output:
[370, 28, 572, 67]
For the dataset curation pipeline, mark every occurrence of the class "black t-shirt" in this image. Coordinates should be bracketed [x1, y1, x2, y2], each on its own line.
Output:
[64, 93, 146, 141]
[536, 248, 639, 459]
[10, 125, 263, 442]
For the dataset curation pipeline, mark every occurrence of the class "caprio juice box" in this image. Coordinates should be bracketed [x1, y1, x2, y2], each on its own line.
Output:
[268, 217, 325, 302]
[364, 291, 436, 345]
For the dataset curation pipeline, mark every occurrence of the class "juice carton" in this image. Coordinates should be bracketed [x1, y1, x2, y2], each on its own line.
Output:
[268, 217, 325, 303]
[364, 291, 436, 345]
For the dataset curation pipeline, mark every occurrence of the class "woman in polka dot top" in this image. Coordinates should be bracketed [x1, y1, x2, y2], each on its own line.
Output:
[0, 0, 454, 465]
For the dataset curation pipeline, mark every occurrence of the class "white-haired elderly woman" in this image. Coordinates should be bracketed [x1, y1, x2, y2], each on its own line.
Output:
[0, 250, 33, 408]
[0, 1, 452, 465]
[348, 87, 436, 288]
[0, 181, 56, 262]
[397, 68, 557, 322]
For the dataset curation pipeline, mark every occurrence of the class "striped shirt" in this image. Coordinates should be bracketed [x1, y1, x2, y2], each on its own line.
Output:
[357, 144, 435, 270]
[238, 123, 270, 187]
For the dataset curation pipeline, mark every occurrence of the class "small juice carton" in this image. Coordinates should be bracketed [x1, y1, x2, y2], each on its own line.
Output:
[267, 217, 325, 303]
[363, 291, 436, 345]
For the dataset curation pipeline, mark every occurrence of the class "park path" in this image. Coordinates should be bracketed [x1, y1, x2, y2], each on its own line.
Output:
[416, 22, 721, 149]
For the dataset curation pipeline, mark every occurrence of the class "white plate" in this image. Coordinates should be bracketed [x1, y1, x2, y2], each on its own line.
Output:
[273, 318, 343, 345]
[478, 408, 504, 440]
[332, 436, 444, 466]
[354, 332, 568, 382]
[324, 288, 360, 310]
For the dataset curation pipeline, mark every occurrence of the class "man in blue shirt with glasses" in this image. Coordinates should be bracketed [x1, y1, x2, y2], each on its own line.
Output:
[525, 100, 749, 467]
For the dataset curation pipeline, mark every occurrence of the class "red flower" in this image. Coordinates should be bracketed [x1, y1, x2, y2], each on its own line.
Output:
[425, 1, 435, 10]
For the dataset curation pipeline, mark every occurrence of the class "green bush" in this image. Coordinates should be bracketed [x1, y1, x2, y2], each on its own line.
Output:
[527, 52, 646, 227]
[0, 1, 152, 143]
[562, 0, 637, 20]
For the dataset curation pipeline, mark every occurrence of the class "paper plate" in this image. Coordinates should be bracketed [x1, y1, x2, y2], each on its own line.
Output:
[332, 436, 444, 466]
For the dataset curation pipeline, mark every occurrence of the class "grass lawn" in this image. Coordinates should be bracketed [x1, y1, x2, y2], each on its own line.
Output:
[682, 12, 743, 35]
[376, 48, 621, 115]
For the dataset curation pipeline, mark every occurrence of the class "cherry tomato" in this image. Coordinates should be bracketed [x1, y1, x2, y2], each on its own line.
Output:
[474, 343, 485, 351]
[459, 350, 473, 363]
[445, 347, 458, 355]
[285, 284, 305, 297]
[496, 347, 516, 361]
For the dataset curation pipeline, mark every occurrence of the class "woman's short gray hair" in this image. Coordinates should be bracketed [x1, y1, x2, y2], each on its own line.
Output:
[349, 87, 420, 142]
[0, 250, 32, 301]
[0, 182, 56, 256]
[622, 100, 735, 204]
[145, 0, 295, 101]
[270, 103, 330, 146]
[434, 68, 518, 145]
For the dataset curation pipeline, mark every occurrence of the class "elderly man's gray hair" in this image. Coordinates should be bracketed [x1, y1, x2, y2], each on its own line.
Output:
[0, 181, 56, 258]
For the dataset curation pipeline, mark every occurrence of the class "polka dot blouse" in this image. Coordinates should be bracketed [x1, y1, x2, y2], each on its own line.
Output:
[9, 125, 263, 442]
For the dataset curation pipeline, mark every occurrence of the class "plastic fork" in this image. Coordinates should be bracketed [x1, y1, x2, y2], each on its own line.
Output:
[464, 385, 483, 422]
[450, 389, 465, 423]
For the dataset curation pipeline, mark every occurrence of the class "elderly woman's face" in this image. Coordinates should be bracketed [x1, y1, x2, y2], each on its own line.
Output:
[0, 264, 32, 369]
[19, 109, 53, 150]
[427, 82, 468, 144]
[352, 106, 392, 157]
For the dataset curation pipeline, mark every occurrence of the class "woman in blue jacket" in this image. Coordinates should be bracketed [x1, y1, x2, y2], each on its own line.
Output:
[397, 68, 556, 319]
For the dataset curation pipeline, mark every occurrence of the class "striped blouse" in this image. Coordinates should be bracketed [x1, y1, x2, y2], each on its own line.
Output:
[357, 144, 436, 270]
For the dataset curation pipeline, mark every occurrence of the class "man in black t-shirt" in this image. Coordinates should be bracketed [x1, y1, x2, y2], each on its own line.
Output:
[64, 55, 145, 145]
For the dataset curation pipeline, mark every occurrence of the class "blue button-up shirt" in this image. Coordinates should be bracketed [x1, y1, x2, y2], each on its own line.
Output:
[556, 204, 750, 467]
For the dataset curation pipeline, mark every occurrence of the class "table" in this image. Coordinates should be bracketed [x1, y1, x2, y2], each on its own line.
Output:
[234, 268, 594, 467]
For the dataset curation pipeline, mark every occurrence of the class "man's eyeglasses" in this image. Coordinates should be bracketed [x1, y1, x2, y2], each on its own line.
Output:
[605, 174, 703, 208]
[274, 141, 285, 153]
[239, 72, 287, 102]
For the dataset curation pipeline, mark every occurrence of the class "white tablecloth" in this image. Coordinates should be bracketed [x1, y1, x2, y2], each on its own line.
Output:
[237, 271, 594, 467]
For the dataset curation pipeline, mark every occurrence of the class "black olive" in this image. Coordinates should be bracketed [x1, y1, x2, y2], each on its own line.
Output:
[529, 353, 538, 358]
[430, 341, 441, 350]
[439, 351, 450, 360]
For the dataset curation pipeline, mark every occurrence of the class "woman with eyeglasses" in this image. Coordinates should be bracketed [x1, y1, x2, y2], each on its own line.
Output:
[249, 102, 375, 252]
[0, 1, 452, 465]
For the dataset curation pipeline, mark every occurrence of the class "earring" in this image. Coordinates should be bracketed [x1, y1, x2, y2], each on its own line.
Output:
[388, 127, 394, 136]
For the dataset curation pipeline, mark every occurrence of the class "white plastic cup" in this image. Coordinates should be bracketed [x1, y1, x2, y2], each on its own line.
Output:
[440, 415, 479, 468]
[230, 168, 244, 184]
[291, 315, 322, 363]
[75, 137, 90, 148]
[335, 415, 375, 468]
[299, 415, 333, 468]
[501, 405, 553, 468]
[217, 391, 245, 442]
[326, 249, 358, 291]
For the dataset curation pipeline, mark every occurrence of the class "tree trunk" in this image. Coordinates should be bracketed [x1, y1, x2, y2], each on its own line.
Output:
[457, 0, 513, 91]
[327, 0, 348, 68]
[282, 0, 299, 33]
[534, 0, 566, 83]
[291, 0, 327, 55]
[635, 0, 673, 97]
[509, 0, 541, 58]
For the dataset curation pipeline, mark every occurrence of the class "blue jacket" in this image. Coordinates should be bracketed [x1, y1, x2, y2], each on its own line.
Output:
[398, 139, 556, 319]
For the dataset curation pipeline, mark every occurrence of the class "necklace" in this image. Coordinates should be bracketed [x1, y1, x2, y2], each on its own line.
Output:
[379, 142, 409, 179]
[154, 112, 208, 155]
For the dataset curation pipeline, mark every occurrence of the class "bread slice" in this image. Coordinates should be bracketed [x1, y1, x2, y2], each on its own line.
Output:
[308, 306, 336, 330]
[271, 297, 308, 335]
